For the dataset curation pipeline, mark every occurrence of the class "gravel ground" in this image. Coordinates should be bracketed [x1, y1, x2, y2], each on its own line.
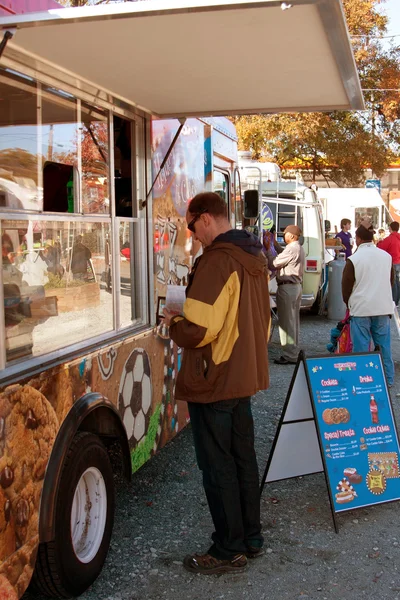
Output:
[25, 314, 400, 600]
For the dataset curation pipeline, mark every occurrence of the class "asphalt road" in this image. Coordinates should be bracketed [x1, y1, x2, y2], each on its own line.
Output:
[25, 313, 400, 600]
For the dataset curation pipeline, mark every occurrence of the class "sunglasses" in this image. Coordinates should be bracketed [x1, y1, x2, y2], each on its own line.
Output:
[187, 209, 208, 233]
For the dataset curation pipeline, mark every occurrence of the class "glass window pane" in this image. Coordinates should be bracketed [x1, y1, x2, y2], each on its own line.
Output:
[234, 170, 241, 227]
[355, 206, 379, 229]
[41, 90, 109, 215]
[0, 69, 40, 211]
[42, 89, 78, 213]
[81, 103, 109, 214]
[214, 170, 229, 204]
[119, 220, 143, 328]
[114, 117, 134, 218]
[2, 219, 113, 362]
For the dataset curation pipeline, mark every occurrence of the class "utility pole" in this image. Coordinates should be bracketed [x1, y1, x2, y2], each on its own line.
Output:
[371, 91, 376, 179]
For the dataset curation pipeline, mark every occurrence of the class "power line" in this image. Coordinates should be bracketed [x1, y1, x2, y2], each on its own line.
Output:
[363, 88, 400, 92]
[350, 33, 400, 39]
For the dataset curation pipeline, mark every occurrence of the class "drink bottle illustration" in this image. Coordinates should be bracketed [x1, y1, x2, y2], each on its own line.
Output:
[370, 394, 379, 425]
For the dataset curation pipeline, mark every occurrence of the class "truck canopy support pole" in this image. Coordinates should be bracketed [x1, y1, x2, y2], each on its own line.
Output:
[0, 30, 14, 60]
[142, 117, 186, 209]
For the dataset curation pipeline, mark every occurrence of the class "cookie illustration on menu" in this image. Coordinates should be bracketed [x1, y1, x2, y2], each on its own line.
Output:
[368, 452, 400, 479]
[366, 468, 387, 495]
[339, 408, 350, 423]
[331, 408, 341, 424]
[343, 468, 363, 484]
[335, 491, 355, 504]
[322, 407, 351, 425]
[335, 477, 357, 504]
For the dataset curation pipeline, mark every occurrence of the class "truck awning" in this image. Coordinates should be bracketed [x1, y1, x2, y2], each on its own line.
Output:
[0, 0, 364, 118]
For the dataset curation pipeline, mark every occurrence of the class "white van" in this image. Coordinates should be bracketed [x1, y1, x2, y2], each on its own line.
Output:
[239, 163, 326, 309]
[262, 183, 325, 309]
[318, 187, 392, 236]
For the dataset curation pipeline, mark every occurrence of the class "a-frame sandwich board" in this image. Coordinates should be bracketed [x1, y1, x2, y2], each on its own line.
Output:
[260, 351, 338, 532]
[261, 351, 400, 533]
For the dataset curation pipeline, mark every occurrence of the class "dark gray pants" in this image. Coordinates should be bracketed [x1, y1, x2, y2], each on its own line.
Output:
[188, 398, 263, 559]
[276, 282, 302, 361]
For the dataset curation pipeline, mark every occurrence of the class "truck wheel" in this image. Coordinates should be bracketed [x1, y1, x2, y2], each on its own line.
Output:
[31, 431, 115, 598]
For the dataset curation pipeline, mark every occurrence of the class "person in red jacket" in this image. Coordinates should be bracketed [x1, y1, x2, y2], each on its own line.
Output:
[377, 221, 400, 306]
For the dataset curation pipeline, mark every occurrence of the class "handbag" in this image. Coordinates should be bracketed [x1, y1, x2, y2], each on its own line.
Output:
[334, 309, 352, 354]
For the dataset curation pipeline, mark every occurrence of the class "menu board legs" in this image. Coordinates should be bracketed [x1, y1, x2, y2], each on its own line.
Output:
[261, 351, 400, 533]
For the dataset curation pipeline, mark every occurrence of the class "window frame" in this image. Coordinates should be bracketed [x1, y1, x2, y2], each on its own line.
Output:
[0, 67, 150, 376]
[213, 168, 230, 211]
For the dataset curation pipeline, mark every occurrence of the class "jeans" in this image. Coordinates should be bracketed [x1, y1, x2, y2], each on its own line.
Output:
[350, 316, 394, 385]
[393, 264, 400, 306]
[188, 398, 263, 559]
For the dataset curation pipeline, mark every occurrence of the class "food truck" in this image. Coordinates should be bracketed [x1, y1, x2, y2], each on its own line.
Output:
[0, 0, 364, 597]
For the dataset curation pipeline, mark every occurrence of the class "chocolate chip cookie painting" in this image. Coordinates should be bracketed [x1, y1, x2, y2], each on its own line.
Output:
[0, 385, 58, 598]
[322, 407, 350, 425]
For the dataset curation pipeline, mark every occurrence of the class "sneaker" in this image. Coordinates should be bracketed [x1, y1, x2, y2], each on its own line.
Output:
[245, 546, 265, 559]
[182, 552, 247, 574]
[274, 356, 297, 365]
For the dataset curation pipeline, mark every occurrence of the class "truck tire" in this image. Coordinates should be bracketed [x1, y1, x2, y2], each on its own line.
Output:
[31, 431, 115, 598]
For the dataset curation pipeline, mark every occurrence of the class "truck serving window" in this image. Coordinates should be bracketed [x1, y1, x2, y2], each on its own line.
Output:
[0, 70, 39, 211]
[355, 207, 379, 229]
[41, 89, 109, 215]
[0, 68, 148, 367]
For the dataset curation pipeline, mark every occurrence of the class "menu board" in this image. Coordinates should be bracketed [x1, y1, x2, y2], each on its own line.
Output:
[306, 353, 400, 513]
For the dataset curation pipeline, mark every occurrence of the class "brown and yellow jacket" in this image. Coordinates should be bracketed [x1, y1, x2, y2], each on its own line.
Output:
[169, 229, 270, 403]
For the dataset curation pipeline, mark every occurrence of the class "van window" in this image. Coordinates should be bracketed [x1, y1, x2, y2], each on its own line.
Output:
[214, 170, 229, 204]
[263, 201, 303, 241]
[355, 207, 379, 229]
[234, 169, 242, 227]
[276, 204, 303, 234]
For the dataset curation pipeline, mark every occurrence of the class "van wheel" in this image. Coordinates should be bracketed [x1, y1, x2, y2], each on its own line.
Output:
[310, 289, 324, 314]
[31, 432, 115, 598]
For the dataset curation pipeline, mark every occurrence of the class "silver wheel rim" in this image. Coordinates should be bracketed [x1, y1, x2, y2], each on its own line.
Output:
[71, 467, 107, 564]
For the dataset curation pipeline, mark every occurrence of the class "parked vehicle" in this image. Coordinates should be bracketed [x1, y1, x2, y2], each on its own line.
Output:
[318, 187, 392, 236]
[239, 158, 325, 309]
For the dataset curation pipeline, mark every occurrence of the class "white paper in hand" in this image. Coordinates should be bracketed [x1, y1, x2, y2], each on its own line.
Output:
[166, 284, 186, 315]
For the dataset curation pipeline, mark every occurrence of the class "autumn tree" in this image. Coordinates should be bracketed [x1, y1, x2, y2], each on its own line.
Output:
[234, 0, 400, 186]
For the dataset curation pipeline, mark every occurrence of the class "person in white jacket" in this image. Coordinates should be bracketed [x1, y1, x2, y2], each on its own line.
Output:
[342, 219, 395, 386]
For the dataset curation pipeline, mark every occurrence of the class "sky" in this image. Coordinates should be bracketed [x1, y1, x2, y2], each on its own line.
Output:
[381, 0, 400, 41]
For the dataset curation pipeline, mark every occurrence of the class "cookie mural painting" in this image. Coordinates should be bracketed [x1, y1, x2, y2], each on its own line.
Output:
[0, 337, 184, 597]
[0, 122, 193, 598]
[0, 385, 58, 599]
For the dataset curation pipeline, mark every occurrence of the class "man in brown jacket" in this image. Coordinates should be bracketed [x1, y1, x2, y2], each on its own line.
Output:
[163, 192, 270, 575]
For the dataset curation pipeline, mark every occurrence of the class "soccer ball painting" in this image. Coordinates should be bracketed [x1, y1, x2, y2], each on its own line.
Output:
[118, 348, 152, 449]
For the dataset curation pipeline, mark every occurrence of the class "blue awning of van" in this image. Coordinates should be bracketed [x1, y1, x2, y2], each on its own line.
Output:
[0, 0, 364, 118]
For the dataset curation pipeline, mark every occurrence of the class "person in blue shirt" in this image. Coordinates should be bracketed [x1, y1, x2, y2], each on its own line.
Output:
[335, 218, 354, 259]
